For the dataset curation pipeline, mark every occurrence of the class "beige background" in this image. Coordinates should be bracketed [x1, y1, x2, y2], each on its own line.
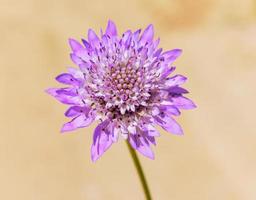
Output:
[1, 0, 256, 199]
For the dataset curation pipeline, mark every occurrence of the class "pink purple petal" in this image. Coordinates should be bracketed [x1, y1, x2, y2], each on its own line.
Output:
[105, 20, 118, 37]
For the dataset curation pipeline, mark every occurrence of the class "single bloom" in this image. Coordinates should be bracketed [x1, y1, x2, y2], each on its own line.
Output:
[46, 20, 196, 162]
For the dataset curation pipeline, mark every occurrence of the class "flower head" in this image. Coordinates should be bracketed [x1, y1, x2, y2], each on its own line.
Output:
[47, 20, 196, 162]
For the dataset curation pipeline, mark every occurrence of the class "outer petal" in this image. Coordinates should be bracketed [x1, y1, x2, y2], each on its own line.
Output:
[110, 122, 119, 143]
[133, 29, 141, 42]
[70, 53, 83, 65]
[61, 113, 95, 133]
[69, 38, 83, 52]
[141, 123, 160, 137]
[129, 135, 154, 159]
[55, 73, 80, 86]
[91, 120, 113, 162]
[159, 105, 181, 116]
[45, 88, 82, 105]
[171, 96, 196, 110]
[64, 106, 90, 117]
[160, 66, 176, 79]
[167, 86, 189, 94]
[88, 29, 100, 48]
[162, 49, 182, 63]
[121, 30, 132, 45]
[165, 75, 187, 87]
[67, 67, 85, 80]
[81, 39, 91, 49]
[154, 114, 183, 135]
[140, 24, 154, 45]
[105, 20, 118, 37]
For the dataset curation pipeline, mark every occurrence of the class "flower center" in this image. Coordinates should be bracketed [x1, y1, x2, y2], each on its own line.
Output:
[95, 61, 151, 117]
[110, 64, 143, 100]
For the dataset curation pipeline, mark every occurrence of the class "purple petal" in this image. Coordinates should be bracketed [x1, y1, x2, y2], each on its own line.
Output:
[68, 38, 83, 52]
[133, 29, 141, 42]
[55, 88, 77, 96]
[171, 96, 196, 110]
[55, 73, 80, 86]
[67, 67, 84, 80]
[65, 106, 90, 117]
[121, 30, 132, 45]
[61, 114, 95, 133]
[154, 114, 183, 135]
[147, 136, 156, 145]
[160, 66, 176, 79]
[46, 88, 82, 105]
[137, 143, 154, 159]
[153, 38, 160, 49]
[110, 123, 119, 143]
[88, 29, 100, 47]
[159, 105, 181, 116]
[70, 53, 83, 65]
[165, 75, 187, 87]
[105, 20, 118, 37]
[162, 49, 182, 63]
[75, 49, 91, 62]
[128, 135, 154, 159]
[140, 24, 154, 45]
[91, 120, 113, 162]
[81, 39, 91, 49]
[168, 86, 189, 94]
[153, 48, 162, 57]
[142, 124, 160, 137]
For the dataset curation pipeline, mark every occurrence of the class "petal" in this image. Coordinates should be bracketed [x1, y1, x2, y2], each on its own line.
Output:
[153, 48, 162, 57]
[75, 48, 91, 62]
[88, 29, 100, 47]
[153, 38, 160, 49]
[61, 114, 95, 133]
[67, 67, 84, 79]
[65, 106, 80, 117]
[171, 96, 196, 110]
[159, 105, 181, 116]
[64, 106, 90, 117]
[137, 142, 154, 159]
[140, 24, 154, 45]
[121, 30, 132, 45]
[105, 20, 118, 37]
[70, 53, 83, 65]
[167, 86, 189, 94]
[154, 114, 183, 135]
[81, 39, 91, 49]
[91, 120, 113, 162]
[143, 124, 160, 137]
[133, 29, 141, 42]
[147, 136, 157, 145]
[45, 88, 82, 105]
[165, 75, 187, 87]
[162, 49, 182, 63]
[68, 38, 83, 52]
[129, 135, 154, 159]
[55, 73, 80, 86]
[160, 66, 176, 79]
[55, 88, 77, 96]
[110, 123, 119, 143]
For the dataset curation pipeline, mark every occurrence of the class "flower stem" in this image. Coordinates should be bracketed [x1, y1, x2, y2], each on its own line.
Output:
[126, 140, 152, 200]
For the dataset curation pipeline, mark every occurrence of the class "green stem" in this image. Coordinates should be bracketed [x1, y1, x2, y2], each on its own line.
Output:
[126, 140, 152, 200]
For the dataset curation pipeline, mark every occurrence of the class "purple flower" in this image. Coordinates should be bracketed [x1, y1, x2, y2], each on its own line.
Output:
[46, 20, 196, 162]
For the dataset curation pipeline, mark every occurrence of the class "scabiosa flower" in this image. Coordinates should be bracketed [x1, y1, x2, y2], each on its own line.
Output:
[46, 20, 196, 162]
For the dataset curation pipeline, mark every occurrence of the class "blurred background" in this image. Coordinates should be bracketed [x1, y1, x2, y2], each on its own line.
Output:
[1, 0, 256, 199]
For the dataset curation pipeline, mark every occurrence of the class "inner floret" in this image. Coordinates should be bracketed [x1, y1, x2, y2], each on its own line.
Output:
[101, 62, 151, 116]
